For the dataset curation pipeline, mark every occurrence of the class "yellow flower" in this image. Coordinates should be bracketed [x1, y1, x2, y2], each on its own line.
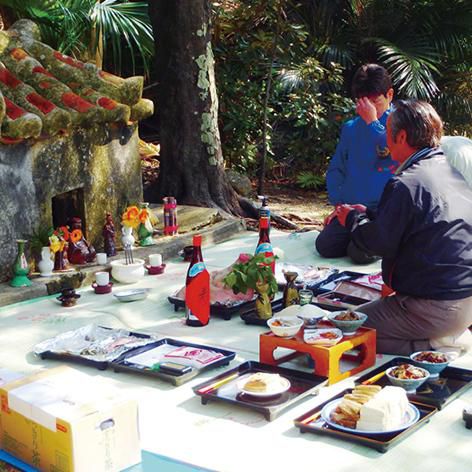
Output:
[122, 205, 140, 228]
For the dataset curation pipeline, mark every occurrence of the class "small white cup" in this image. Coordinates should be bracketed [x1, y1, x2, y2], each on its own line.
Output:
[95, 271, 110, 286]
[149, 253, 162, 267]
[96, 252, 107, 265]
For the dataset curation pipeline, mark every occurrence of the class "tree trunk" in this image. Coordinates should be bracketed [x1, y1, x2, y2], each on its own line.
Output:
[148, 0, 241, 215]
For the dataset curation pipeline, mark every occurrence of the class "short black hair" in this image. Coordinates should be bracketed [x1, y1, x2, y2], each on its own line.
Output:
[389, 100, 443, 148]
[351, 64, 392, 98]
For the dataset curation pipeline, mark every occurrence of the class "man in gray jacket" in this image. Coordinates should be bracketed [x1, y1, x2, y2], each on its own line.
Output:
[336, 100, 472, 355]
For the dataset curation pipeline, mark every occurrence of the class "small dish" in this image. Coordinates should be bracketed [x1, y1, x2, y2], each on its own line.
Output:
[145, 263, 166, 275]
[327, 310, 368, 335]
[113, 288, 149, 302]
[410, 351, 451, 379]
[386, 364, 430, 393]
[92, 282, 113, 294]
[303, 328, 343, 346]
[237, 374, 291, 397]
[267, 316, 303, 337]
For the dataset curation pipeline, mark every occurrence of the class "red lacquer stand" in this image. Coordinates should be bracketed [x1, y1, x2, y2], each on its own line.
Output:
[259, 325, 376, 385]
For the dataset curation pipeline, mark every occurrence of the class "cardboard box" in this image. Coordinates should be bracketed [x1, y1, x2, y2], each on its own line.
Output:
[0, 366, 140, 472]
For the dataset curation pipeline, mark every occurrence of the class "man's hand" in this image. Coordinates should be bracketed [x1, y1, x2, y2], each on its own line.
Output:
[356, 97, 377, 125]
[335, 204, 357, 227]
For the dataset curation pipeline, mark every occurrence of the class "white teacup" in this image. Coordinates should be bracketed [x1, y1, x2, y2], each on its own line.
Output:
[95, 271, 110, 287]
[149, 253, 162, 267]
[96, 252, 107, 265]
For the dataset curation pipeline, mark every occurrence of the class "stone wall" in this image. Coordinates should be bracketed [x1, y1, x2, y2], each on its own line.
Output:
[0, 124, 142, 282]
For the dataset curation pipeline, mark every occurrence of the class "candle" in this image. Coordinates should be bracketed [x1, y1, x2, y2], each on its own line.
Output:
[96, 252, 107, 264]
[149, 254, 162, 267]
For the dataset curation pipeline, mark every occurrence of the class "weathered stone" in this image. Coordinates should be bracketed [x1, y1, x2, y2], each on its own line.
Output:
[225, 169, 253, 196]
[0, 124, 143, 282]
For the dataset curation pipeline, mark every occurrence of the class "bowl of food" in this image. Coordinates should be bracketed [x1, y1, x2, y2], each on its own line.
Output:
[237, 372, 290, 397]
[267, 316, 303, 337]
[386, 363, 430, 393]
[296, 304, 327, 326]
[327, 310, 368, 335]
[410, 351, 451, 378]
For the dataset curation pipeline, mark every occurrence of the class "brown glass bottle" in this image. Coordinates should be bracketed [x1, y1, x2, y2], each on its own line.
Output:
[185, 235, 210, 326]
[255, 217, 275, 272]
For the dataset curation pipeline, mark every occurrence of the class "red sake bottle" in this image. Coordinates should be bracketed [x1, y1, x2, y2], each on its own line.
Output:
[255, 216, 275, 273]
[185, 235, 210, 326]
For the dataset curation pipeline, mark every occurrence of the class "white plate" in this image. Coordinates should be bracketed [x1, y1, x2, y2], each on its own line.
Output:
[237, 374, 291, 397]
[113, 289, 149, 302]
[320, 398, 420, 435]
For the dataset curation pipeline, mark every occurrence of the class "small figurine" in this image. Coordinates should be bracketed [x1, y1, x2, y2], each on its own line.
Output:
[137, 203, 154, 246]
[102, 213, 117, 257]
[67, 217, 96, 264]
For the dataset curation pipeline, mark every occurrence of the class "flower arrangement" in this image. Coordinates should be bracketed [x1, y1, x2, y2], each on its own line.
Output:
[122, 205, 149, 229]
[223, 253, 278, 298]
[49, 226, 69, 254]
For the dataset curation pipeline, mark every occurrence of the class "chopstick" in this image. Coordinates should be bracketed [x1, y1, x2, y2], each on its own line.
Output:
[301, 410, 321, 425]
[361, 370, 386, 385]
[198, 373, 239, 394]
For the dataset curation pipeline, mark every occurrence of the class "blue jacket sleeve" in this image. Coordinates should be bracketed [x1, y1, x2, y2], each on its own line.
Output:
[326, 124, 349, 205]
[345, 179, 413, 257]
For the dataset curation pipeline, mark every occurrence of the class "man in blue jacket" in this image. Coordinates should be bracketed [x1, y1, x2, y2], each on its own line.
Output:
[336, 100, 472, 355]
[316, 64, 398, 263]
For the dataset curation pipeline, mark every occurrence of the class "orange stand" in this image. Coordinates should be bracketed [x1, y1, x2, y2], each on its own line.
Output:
[259, 326, 376, 385]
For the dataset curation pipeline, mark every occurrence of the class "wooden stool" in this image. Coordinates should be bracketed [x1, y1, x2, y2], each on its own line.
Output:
[259, 326, 376, 385]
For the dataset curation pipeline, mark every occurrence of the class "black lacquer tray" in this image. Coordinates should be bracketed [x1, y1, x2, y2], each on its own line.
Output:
[111, 338, 235, 386]
[310, 270, 367, 295]
[355, 357, 472, 410]
[294, 388, 436, 453]
[168, 295, 261, 321]
[240, 298, 285, 325]
[37, 327, 151, 370]
[193, 360, 327, 421]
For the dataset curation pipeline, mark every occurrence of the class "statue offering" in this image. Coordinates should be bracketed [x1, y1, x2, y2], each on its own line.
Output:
[102, 213, 117, 257]
[67, 217, 96, 264]
[137, 203, 154, 246]
[49, 226, 69, 271]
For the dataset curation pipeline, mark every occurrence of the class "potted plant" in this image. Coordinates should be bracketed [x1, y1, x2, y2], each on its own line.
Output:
[223, 253, 278, 320]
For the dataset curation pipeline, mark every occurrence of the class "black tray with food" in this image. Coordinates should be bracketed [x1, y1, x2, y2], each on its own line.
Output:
[35, 325, 154, 370]
[193, 360, 327, 421]
[355, 357, 472, 410]
[294, 387, 437, 453]
[168, 295, 261, 321]
[111, 338, 236, 386]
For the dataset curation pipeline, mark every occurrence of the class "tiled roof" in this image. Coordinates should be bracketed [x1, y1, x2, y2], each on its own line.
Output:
[0, 19, 154, 143]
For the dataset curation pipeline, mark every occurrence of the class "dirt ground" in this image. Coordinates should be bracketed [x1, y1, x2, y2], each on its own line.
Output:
[256, 180, 331, 231]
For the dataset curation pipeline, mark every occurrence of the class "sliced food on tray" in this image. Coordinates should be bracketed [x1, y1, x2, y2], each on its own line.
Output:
[173, 254, 255, 306]
[329, 385, 410, 432]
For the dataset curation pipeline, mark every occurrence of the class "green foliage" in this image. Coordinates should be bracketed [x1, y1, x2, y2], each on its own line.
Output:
[213, 0, 471, 178]
[0, 0, 153, 76]
[223, 253, 278, 299]
[29, 224, 53, 256]
[296, 171, 325, 190]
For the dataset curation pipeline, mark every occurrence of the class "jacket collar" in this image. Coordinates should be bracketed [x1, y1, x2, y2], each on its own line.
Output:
[395, 146, 443, 175]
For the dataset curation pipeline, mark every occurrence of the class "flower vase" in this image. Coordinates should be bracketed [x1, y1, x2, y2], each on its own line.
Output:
[10, 239, 32, 287]
[38, 246, 54, 276]
[122, 225, 135, 248]
[255, 282, 272, 320]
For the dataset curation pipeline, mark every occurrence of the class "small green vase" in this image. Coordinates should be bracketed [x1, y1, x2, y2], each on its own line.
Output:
[10, 239, 32, 287]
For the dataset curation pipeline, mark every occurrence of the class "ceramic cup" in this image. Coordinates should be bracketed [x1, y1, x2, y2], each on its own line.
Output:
[96, 252, 107, 265]
[95, 271, 110, 287]
[298, 289, 314, 306]
[149, 254, 163, 267]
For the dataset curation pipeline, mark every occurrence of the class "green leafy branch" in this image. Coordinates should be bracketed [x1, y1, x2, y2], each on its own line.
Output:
[223, 253, 278, 298]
